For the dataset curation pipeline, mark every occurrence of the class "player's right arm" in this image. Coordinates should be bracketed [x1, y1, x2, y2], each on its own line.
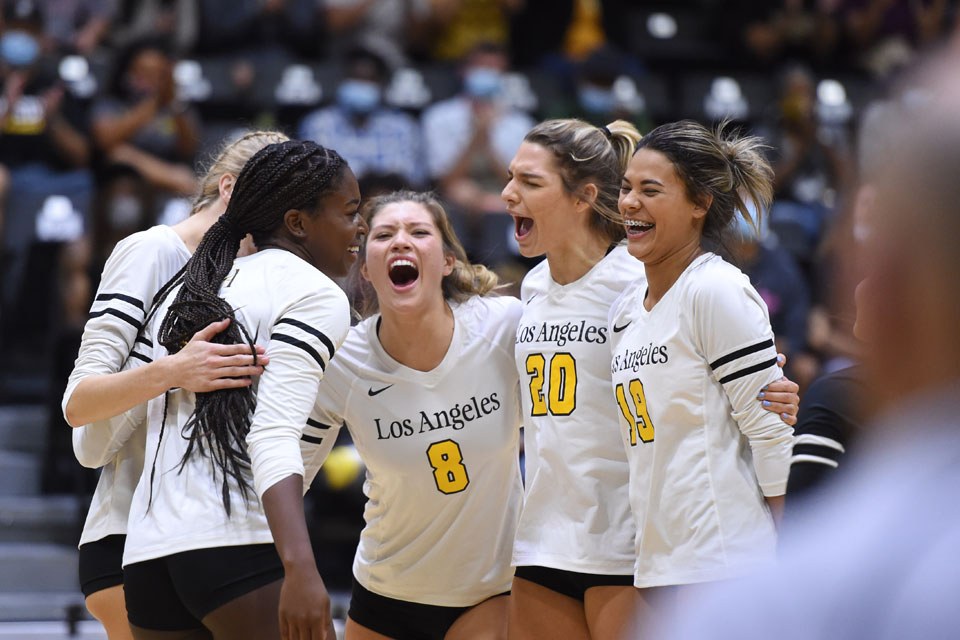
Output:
[63, 231, 268, 427]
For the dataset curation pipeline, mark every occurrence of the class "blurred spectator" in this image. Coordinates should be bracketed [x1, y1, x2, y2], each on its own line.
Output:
[427, 0, 521, 62]
[759, 65, 851, 271]
[560, 0, 606, 61]
[91, 38, 199, 197]
[421, 41, 534, 263]
[0, 1, 92, 316]
[38, 0, 114, 56]
[728, 211, 819, 390]
[740, 0, 841, 68]
[508, 0, 574, 68]
[110, 0, 198, 55]
[839, 0, 950, 76]
[546, 46, 651, 132]
[323, 0, 432, 68]
[299, 46, 425, 188]
[193, 0, 322, 58]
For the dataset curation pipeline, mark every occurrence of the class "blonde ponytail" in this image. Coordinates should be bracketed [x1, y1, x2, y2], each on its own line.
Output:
[190, 131, 290, 215]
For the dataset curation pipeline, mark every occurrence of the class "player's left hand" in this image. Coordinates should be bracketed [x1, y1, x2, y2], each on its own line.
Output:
[758, 354, 800, 425]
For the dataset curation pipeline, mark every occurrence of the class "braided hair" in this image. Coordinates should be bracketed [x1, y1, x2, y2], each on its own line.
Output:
[145, 140, 349, 515]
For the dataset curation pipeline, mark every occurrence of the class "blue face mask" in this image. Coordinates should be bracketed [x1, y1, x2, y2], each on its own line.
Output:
[731, 202, 768, 242]
[464, 67, 501, 99]
[0, 31, 40, 67]
[578, 84, 616, 115]
[337, 79, 381, 114]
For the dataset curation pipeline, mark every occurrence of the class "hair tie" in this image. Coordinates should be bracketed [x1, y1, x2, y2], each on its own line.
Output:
[217, 217, 244, 241]
[600, 125, 612, 138]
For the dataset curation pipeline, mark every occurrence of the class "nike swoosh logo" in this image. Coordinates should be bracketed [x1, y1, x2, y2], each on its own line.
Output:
[368, 385, 393, 396]
[612, 321, 632, 333]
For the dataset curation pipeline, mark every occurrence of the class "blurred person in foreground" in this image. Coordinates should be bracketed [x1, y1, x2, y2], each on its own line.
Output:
[654, 50, 960, 640]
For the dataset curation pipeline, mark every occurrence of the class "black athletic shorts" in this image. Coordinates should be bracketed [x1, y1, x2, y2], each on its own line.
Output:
[513, 565, 634, 602]
[123, 544, 284, 631]
[348, 579, 508, 640]
[79, 535, 126, 597]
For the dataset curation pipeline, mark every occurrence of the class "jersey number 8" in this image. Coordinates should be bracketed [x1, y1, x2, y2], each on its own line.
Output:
[526, 352, 578, 416]
[615, 378, 655, 445]
[426, 439, 469, 494]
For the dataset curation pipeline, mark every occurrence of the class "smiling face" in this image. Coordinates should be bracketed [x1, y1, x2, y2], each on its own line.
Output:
[501, 142, 588, 258]
[361, 201, 455, 313]
[618, 148, 707, 265]
[301, 167, 366, 278]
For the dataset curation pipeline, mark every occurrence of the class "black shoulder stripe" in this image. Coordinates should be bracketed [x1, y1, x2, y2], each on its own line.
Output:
[96, 292, 144, 310]
[129, 351, 152, 363]
[718, 358, 779, 384]
[301, 433, 324, 445]
[275, 318, 335, 360]
[136, 335, 153, 347]
[270, 333, 326, 369]
[709, 339, 774, 370]
[306, 418, 332, 430]
[89, 308, 142, 331]
[792, 444, 842, 461]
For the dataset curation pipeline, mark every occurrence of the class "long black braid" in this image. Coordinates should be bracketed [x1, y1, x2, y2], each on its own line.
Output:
[144, 140, 348, 516]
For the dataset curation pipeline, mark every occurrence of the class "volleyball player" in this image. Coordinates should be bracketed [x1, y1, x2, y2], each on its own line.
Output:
[113, 140, 364, 640]
[611, 120, 793, 610]
[64, 131, 288, 639]
[306, 191, 523, 640]
[500, 119, 800, 640]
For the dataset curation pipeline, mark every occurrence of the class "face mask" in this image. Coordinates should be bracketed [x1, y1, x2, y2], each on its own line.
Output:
[337, 79, 381, 114]
[464, 67, 501, 99]
[578, 84, 616, 115]
[731, 201, 768, 242]
[0, 31, 40, 67]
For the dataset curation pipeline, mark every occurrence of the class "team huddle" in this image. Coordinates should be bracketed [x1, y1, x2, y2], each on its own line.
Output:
[64, 118, 800, 640]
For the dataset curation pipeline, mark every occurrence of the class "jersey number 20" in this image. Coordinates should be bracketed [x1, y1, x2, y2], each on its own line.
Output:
[615, 378, 655, 445]
[526, 353, 577, 416]
[426, 439, 469, 494]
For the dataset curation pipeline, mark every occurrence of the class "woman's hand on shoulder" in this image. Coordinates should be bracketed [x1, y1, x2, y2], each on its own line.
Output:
[166, 318, 269, 392]
[757, 353, 800, 426]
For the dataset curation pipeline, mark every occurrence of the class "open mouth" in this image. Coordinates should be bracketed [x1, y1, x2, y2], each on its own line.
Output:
[624, 219, 655, 237]
[514, 216, 534, 240]
[388, 258, 419, 289]
[347, 244, 360, 255]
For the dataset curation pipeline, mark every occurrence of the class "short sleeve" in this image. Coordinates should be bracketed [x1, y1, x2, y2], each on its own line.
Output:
[691, 265, 793, 496]
[246, 279, 352, 499]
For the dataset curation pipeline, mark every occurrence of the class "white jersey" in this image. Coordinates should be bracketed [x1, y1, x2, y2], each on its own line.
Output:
[608, 252, 794, 588]
[122, 249, 350, 566]
[311, 296, 523, 607]
[63, 225, 190, 547]
[512, 245, 645, 575]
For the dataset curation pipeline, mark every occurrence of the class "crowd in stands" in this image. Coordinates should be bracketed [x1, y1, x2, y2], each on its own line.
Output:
[1, 0, 959, 577]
